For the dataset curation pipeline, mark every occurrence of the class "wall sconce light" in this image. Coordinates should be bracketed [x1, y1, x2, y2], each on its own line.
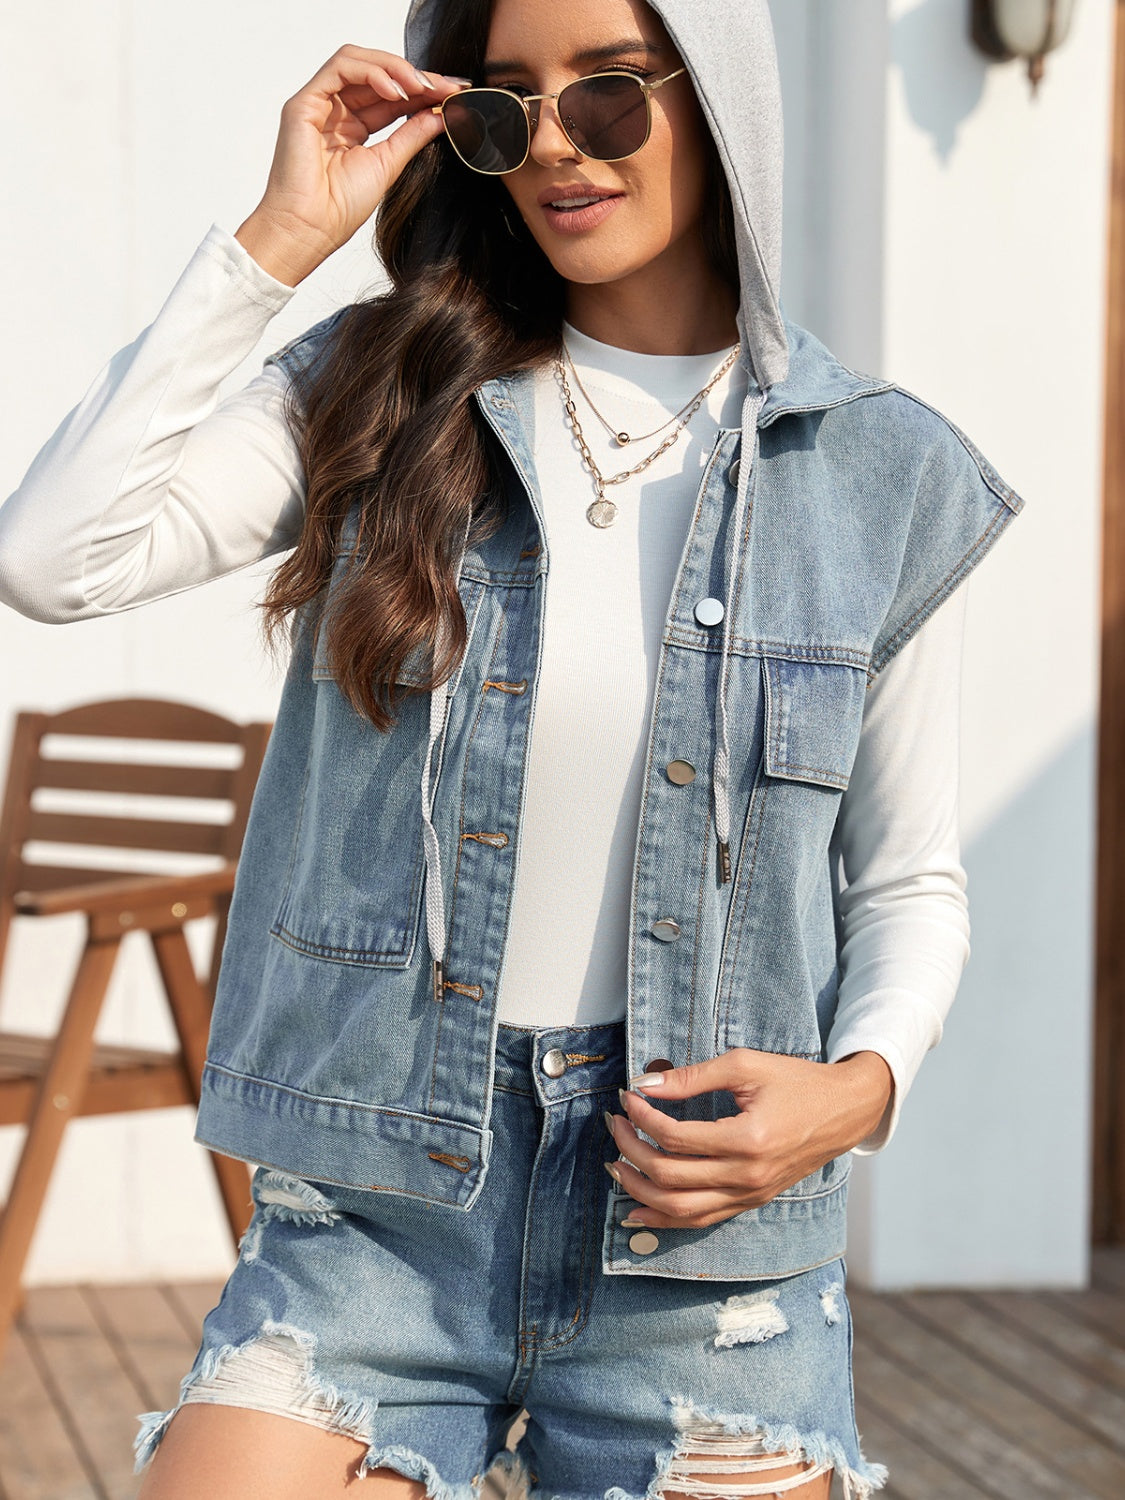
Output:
[971, 0, 1079, 92]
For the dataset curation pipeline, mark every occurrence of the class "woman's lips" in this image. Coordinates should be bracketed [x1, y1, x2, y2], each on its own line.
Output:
[540, 194, 624, 234]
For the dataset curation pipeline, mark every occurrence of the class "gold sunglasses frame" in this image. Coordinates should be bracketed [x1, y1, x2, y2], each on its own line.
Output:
[431, 67, 687, 175]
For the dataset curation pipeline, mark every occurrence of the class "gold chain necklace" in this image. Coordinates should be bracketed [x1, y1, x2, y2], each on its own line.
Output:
[562, 342, 716, 448]
[555, 343, 741, 529]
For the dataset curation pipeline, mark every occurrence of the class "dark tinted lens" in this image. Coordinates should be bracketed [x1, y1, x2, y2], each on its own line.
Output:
[557, 74, 649, 160]
[442, 91, 529, 174]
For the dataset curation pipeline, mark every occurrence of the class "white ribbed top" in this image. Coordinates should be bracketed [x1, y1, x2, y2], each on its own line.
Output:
[496, 325, 746, 1025]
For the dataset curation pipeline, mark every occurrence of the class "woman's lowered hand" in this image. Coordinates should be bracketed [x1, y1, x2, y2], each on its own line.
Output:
[236, 46, 469, 287]
[606, 1049, 894, 1230]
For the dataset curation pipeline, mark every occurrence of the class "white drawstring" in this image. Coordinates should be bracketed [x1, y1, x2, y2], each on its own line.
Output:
[421, 521, 473, 1003]
[713, 390, 766, 884]
[421, 647, 454, 1003]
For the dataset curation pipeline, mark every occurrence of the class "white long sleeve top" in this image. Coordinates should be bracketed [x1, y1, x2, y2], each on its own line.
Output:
[0, 227, 972, 1152]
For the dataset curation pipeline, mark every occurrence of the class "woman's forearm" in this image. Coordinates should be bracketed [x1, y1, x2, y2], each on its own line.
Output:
[0, 227, 304, 622]
[827, 585, 972, 1152]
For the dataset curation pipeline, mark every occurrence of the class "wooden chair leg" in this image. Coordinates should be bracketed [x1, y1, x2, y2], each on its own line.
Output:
[0, 933, 121, 1357]
[151, 926, 252, 1247]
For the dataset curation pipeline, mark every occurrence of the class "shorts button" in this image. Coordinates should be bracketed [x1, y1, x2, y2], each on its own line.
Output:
[645, 1058, 674, 1074]
[727, 458, 741, 487]
[694, 597, 725, 628]
[651, 919, 682, 943]
[541, 1048, 568, 1079]
[666, 760, 697, 786]
[629, 1230, 660, 1256]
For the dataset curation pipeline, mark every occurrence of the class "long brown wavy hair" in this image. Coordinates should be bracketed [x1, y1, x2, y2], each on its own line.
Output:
[262, 0, 738, 730]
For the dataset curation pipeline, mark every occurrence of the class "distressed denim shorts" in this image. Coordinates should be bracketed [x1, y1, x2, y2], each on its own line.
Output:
[135, 1022, 887, 1499]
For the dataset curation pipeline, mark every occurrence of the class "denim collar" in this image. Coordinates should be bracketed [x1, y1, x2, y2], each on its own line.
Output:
[758, 318, 894, 427]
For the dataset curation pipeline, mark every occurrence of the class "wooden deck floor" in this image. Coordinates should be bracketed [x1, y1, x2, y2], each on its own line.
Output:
[1, 1251, 1123, 1499]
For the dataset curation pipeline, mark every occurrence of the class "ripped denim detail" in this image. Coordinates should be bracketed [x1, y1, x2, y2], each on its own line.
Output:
[604, 1400, 888, 1500]
[133, 1324, 525, 1500]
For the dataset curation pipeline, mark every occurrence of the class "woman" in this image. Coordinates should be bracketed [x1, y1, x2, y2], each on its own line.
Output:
[0, 0, 1021, 1495]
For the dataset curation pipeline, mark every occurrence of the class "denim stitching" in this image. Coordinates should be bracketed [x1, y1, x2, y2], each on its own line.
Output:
[431, 603, 512, 1112]
[534, 1087, 610, 1353]
[685, 801, 714, 1067]
[718, 744, 769, 1048]
[871, 505, 1011, 676]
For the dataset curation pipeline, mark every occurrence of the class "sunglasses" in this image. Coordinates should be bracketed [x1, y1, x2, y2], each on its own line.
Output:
[432, 67, 687, 176]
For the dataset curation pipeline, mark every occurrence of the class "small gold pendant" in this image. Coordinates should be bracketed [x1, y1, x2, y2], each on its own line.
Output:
[587, 498, 618, 528]
[614, 432, 630, 447]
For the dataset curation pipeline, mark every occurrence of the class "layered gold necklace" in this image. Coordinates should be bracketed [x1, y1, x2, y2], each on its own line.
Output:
[555, 342, 741, 529]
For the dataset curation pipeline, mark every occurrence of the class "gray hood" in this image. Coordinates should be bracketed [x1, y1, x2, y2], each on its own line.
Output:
[403, 0, 789, 391]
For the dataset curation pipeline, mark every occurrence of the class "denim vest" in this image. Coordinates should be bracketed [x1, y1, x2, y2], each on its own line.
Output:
[195, 318, 1021, 1281]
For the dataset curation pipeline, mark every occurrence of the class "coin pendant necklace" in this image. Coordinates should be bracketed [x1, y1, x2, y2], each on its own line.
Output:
[555, 343, 741, 529]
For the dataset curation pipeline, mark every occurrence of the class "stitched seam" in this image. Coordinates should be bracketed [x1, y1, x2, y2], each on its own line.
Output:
[767, 658, 783, 772]
[519, 1105, 554, 1361]
[664, 632, 871, 667]
[431, 606, 511, 1112]
[757, 381, 896, 428]
[890, 387, 1022, 510]
[770, 763, 849, 789]
[720, 751, 768, 1046]
[686, 800, 713, 1067]
[203, 1063, 487, 1133]
[872, 505, 1010, 675]
[629, 624, 674, 1070]
[269, 922, 417, 965]
[535, 1101, 603, 1352]
[668, 441, 728, 624]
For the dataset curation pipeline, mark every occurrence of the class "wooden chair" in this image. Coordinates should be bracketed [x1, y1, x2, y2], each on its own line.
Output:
[0, 699, 271, 1350]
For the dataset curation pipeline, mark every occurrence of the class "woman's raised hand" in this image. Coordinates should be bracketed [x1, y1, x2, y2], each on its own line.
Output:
[235, 46, 468, 287]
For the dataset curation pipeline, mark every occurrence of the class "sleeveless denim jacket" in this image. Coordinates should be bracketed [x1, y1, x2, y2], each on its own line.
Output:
[193, 315, 1022, 1282]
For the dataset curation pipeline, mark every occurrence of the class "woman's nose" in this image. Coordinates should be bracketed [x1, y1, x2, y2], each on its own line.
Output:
[527, 99, 583, 166]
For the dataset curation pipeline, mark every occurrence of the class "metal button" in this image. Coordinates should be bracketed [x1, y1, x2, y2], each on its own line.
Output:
[629, 1230, 660, 1256]
[666, 760, 697, 786]
[645, 1058, 674, 1074]
[651, 920, 682, 943]
[541, 1048, 568, 1079]
[694, 597, 725, 628]
[727, 458, 741, 488]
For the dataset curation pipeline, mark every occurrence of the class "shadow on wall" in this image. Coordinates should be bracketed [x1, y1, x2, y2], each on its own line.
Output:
[892, 0, 990, 161]
[851, 723, 1095, 1288]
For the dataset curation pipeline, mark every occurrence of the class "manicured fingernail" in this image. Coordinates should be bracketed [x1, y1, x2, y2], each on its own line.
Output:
[619, 1088, 631, 1110]
[447, 76, 474, 87]
[604, 1161, 623, 1184]
[621, 1216, 646, 1228]
[414, 68, 433, 88]
[629, 1072, 666, 1090]
[604, 1111, 616, 1134]
[391, 80, 410, 101]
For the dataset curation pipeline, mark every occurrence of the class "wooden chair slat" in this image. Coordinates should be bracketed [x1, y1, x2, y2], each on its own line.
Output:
[32, 758, 237, 800]
[26, 810, 228, 856]
[0, 1032, 181, 1078]
[12, 863, 151, 892]
[0, 1067, 192, 1122]
[45, 698, 244, 743]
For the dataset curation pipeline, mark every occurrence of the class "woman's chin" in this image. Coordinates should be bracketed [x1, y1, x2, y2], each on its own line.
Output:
[537, 243, 647, 289]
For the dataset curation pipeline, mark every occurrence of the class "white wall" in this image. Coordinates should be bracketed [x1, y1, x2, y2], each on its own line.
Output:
[0, 0, 415, 1283]
[0, 0, 1111, 1287]
[772, 0, 1110, 1288]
